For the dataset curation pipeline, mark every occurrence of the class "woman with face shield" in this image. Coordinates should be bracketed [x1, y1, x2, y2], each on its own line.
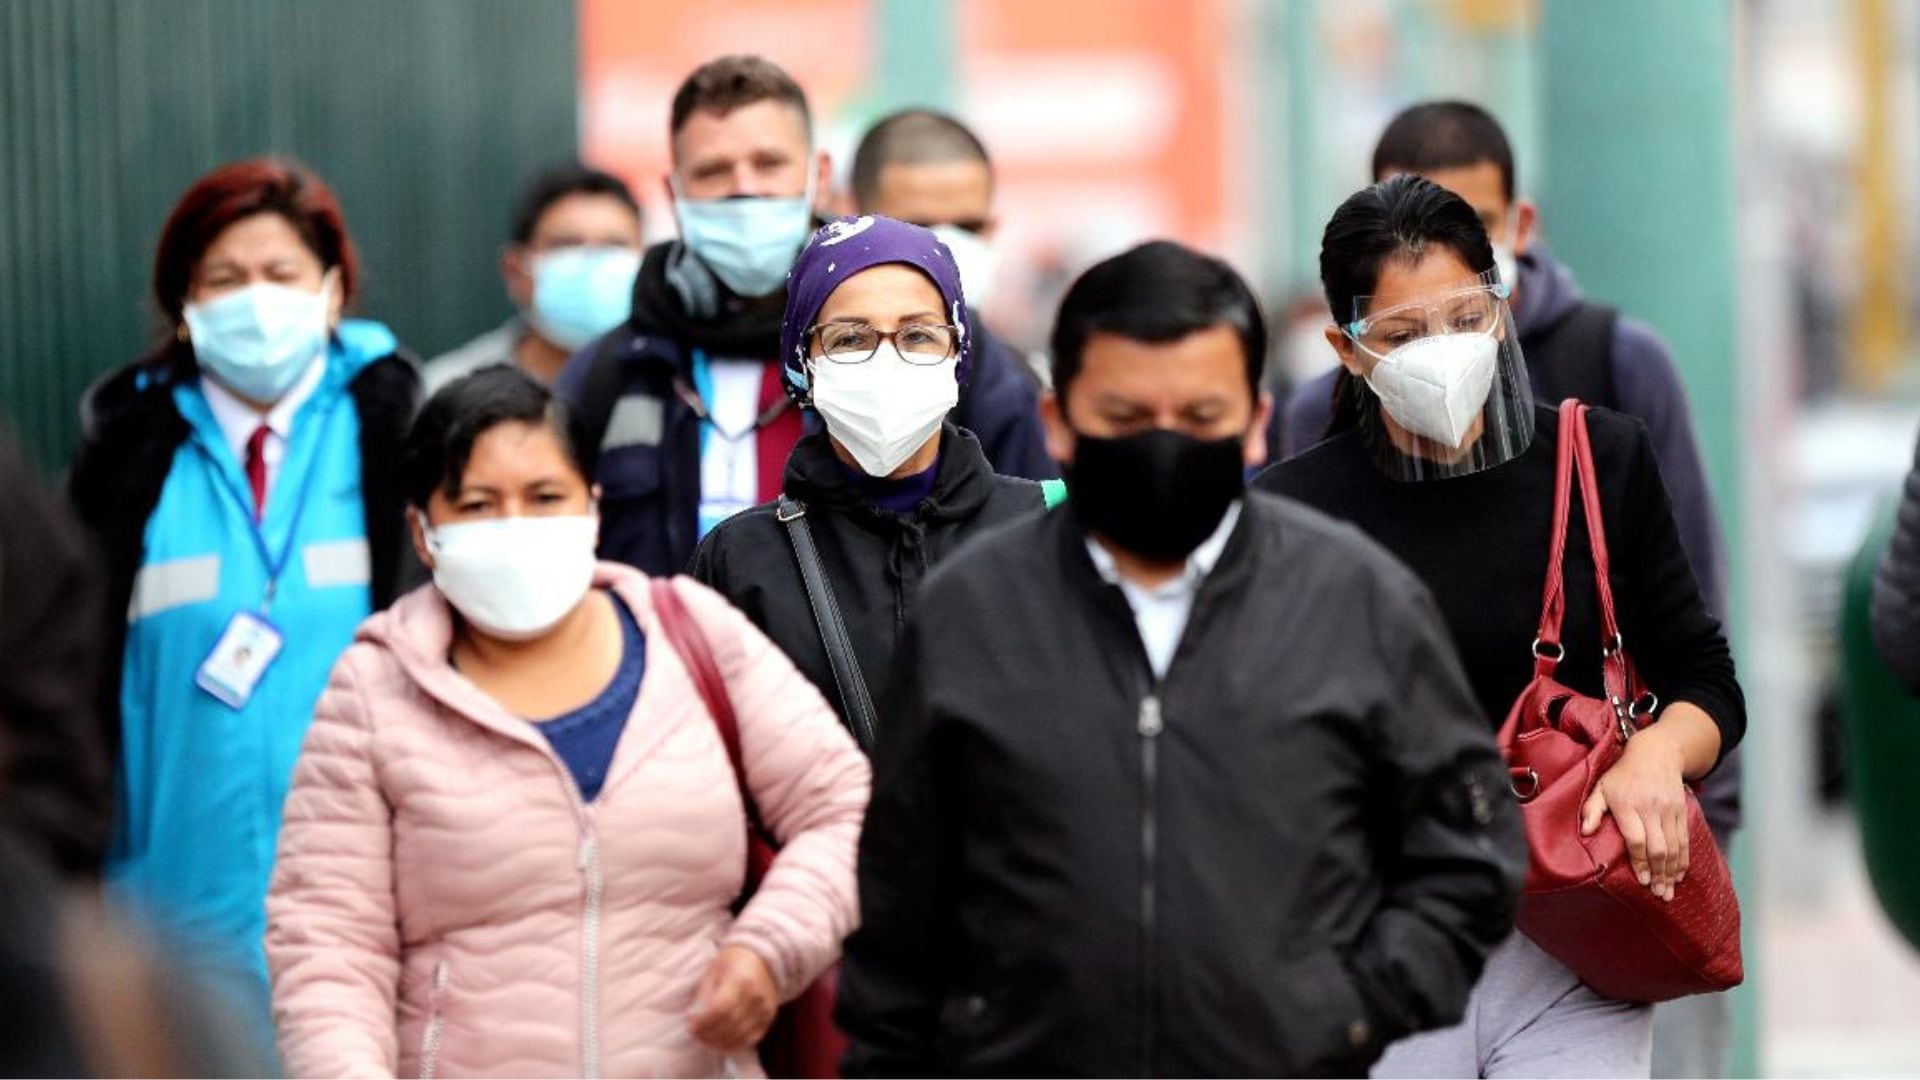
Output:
[690, 215, 1053, 749]
[265, 366, 867, 1077]
[65, 158, 421, 1042]
[1253, 176, 1745, 1078]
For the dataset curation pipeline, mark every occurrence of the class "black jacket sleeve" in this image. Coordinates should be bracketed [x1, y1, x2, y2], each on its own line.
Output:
[835, 614, 952, 1076]
[0, 435, 110, 880]
[1610, 418, 1746, 760]
[1871, 429, 1920, 695]
[1334, 563, 1528, 1053]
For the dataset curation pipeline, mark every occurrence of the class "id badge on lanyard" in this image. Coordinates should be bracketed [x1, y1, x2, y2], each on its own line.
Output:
[192, 401, 336, 710]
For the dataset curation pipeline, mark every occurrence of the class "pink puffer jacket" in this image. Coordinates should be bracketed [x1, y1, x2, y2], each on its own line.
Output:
[266, 566, 869, 1079]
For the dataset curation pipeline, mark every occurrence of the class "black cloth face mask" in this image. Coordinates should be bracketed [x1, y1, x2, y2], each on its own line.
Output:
[1064, 427, 1246, 562]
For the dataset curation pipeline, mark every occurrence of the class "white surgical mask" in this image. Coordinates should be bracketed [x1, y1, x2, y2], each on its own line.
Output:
[1363, 332, 1499, 449]
[184, 275, 334, 403]
[427, 514, 599, 641]
[810, 345, 959, 476]
[929, 224, 999, 310]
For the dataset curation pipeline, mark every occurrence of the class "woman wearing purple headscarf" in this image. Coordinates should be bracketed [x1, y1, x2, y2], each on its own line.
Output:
[690, 215, 1052, 750]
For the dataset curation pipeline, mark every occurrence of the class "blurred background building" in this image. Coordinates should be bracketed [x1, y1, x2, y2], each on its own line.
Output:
[4, 0, 1920, 1072]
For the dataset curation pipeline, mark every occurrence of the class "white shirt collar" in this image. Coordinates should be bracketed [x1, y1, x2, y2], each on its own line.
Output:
[200, 352, 327, 460]
[1086, 499, 1243, 595]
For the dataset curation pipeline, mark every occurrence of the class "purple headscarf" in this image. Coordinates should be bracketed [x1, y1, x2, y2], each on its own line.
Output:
[779, 214, 971, 401]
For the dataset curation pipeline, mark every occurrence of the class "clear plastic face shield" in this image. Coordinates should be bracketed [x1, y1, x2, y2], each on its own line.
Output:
[1339, 269, 1535, 481]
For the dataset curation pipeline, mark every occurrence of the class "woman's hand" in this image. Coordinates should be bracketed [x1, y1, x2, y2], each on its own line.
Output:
[688, 945, 779, 1050]
[1581, 725, 1690, 901]
[1579, 702, 1721, 902]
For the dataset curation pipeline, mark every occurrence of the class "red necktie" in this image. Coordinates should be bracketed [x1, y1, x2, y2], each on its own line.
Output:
[244, 424, 271, 521]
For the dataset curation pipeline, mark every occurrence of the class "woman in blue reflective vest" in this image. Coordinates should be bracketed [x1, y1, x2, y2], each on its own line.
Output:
[68, 158, 420, 1037]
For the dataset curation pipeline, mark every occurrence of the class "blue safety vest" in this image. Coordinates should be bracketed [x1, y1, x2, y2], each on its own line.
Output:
[107, 320, 395, 1031]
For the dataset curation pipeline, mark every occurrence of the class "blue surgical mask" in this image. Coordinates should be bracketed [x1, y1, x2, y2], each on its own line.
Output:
[671, 171, 816, 298]
[529, 245, 642, 351]
[183, 275, 334, 403]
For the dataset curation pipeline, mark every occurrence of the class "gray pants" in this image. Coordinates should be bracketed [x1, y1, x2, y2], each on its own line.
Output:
[1371, 933, 1653, 1079]
[1650, 991, 1733, 1077]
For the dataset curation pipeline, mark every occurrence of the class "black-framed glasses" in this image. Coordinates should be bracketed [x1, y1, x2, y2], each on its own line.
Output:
[808, 321, 960, 365]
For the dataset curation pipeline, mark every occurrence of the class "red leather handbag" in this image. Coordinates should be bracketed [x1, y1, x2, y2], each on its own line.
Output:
[650, 578, 849, 1078]
[1497, 400, 1743, 1004]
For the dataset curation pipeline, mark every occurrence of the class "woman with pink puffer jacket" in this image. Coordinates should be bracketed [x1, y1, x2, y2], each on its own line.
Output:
[265, 366, 869, 1079]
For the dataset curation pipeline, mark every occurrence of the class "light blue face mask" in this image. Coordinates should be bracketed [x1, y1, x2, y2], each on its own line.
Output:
[182, 275, 334, 403]
[672, 171, 816, 299]
[529, 245, 642, 351]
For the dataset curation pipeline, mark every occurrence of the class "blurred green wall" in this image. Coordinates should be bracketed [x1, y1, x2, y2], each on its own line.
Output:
[0, 0, 580, 473]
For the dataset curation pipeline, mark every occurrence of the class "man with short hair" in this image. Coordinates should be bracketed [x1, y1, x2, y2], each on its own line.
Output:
[1279, 100, 1740, 1079]
[423, 164, 644, 392]
[847, 108, 1056, 480]
[838, 240, 1526, 1077]
[556, 55, 830, 573]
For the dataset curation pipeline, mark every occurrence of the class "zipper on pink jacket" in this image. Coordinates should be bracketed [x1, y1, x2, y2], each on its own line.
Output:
[577, 817, 603, 1080]
[419, 960, 450, 1079]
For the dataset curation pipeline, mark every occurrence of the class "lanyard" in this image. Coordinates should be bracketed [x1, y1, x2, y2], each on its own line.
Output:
[202, 399, 340, 613]
[684, 348, 791, 443]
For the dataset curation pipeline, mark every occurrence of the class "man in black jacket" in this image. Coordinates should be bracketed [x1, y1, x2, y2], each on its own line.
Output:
[559, 59, 1059, 575]
[837, 241, 1527, 1077]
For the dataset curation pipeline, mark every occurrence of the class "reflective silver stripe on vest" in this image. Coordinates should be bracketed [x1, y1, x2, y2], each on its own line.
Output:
[127, 554, 221, 623]
[602, 394, 665, 450]
[303, 537, 371, 588]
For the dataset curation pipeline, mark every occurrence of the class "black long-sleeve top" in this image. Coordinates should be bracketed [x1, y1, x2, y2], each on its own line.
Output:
[1255, 404, 1745, 760]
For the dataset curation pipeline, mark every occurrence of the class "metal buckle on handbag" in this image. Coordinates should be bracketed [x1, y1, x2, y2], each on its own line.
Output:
[1629, 692, 1660, 718]
[1531, 637, 1565, 662]
[776, 500, 807, 523]
[1510, 767, 1541, 801]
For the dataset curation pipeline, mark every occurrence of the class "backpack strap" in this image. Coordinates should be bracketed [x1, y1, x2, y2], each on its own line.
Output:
[776, 496, 880, 753]
[1526, 302, 1619, 411]
[575, 331, 641, 458]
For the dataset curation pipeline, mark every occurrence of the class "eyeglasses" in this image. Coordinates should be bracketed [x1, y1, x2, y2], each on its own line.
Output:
[808, 321, 960, 365]
[1345, 282, 1510, 357]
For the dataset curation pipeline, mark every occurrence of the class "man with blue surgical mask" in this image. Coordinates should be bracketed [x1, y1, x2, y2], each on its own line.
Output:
[557, 54, 832, 574]
[423, 164, 644, 394]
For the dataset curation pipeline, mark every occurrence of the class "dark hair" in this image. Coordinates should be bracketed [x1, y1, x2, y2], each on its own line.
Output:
[1050, 240, 1266, 402]
[850, 109, 993, 208]
[399, 366, 594, 508]
[508, 164, 641, 245]
[1319, 175, 1495, 436]
[153, 157, 357, 326]
[1371, 100, 1516, 202]
[670, 55, 811, 138]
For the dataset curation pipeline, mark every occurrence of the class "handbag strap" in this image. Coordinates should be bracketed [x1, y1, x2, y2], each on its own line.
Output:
[777, 496, 880, 753]
[1526, 400, 1634, 720]
[648, 578, 774, 850]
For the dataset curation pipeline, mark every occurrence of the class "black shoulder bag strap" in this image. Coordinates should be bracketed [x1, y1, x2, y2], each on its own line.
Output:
[776, 495, 879, 752]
